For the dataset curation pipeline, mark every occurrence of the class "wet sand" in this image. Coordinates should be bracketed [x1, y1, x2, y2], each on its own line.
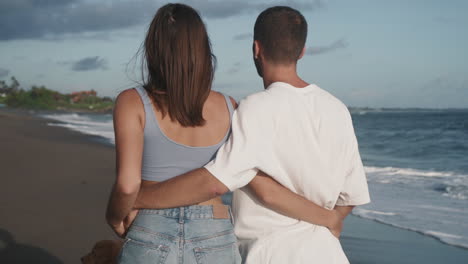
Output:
[0, 109, 117, 263]
[342, 215, 468, 264]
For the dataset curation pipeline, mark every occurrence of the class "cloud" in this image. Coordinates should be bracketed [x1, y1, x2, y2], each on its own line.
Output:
[0, 0, 157, 41]
[251, 0, 326, 14]
[421, 76, 467, 93]
[41, 31, 113, 42]
[186, 0, 249, 19]
[233, 33, 253, 41]
[0, 0, 325, 41]
[433, 16, 459, 25]
[0, 68, 10, 78]
[68, 56, 108, 72]
[36, 73, 46, 79]
[413, 76, 468, 108]
[188, 0, 326, 19]
[306, 38, 348, 56]
[227, 62, 242, 74]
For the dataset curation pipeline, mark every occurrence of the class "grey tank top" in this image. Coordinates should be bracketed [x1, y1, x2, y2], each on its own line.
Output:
[134, 86, 234, 182]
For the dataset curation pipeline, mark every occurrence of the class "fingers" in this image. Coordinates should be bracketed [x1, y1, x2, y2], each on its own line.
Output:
[112, 222, 126, 238]
[124, 209, 138, 228]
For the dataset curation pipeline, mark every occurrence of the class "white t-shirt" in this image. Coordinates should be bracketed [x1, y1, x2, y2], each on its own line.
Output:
[205, 82, 370, 264]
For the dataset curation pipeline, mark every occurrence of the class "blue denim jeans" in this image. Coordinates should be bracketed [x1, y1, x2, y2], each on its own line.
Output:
[118, 205, 241, 264]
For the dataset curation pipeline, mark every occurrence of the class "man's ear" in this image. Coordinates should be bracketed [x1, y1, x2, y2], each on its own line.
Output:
[253, 40, 261, 59]
[298, 46, 306, 60]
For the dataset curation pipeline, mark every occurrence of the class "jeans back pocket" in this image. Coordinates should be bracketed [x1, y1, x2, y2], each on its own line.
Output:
[118, 238, 170, 264]
[193, 242, 241, 264]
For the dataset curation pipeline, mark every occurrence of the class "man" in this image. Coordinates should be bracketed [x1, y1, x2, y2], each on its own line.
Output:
[133, 6, 370, 263]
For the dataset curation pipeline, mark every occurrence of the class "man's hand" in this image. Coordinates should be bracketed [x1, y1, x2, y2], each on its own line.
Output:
[328, 210, 344, 239]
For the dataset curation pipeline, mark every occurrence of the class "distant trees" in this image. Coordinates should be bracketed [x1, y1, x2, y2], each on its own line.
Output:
[0, 76, 113, 112]
[0, 76, 20, 95]
[6, 85, 60, 109]
[0, 77, 21, 104]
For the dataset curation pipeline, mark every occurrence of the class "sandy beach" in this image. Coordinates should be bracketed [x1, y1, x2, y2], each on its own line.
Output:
[0, 109, 116, 263]
[1, 108, 468, 263]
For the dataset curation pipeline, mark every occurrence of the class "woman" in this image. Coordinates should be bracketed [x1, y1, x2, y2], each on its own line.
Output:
[106, 3, 343, 264]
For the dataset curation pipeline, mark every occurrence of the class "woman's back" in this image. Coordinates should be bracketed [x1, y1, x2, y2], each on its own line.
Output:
[129, 86, 234, 183]
[151, 89, 233, 148]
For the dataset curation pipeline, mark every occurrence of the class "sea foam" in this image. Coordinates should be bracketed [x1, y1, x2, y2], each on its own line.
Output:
[42, 113, 115, 144]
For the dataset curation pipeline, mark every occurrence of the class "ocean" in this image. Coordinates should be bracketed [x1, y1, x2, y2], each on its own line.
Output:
[350, 109, 468, 249]
[41, 108, 468, 249]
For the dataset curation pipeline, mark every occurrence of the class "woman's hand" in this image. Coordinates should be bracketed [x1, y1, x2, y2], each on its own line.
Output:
[110, 221, 126, 238]
[123, 209, 139, 231]
[109, 209, 139, 238]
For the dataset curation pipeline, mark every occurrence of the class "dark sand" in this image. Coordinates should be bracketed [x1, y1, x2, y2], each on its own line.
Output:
[1, 108, 468, 264]
[0, 109, 116, 263]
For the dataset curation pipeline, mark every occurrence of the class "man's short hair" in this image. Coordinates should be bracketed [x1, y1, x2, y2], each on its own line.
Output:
[254, 6, 307, 64]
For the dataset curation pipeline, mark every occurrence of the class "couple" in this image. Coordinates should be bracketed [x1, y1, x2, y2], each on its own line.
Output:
[106, 3, 370, 264]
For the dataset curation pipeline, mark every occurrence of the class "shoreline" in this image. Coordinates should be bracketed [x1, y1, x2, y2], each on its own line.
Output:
[351, 214, 468, 251]
[1, 107, 468, 263]
[342, 215, 468, 264]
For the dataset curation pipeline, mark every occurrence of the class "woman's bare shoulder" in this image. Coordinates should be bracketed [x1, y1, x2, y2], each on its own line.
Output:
[116, 88, 140, 105]
[114, 88, 145, 122]
[208, 90, 238, 109]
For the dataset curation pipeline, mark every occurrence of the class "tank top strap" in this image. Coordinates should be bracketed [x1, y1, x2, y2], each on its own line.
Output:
[134, 86, 157, 130]
[220, 93, 235, 117]
[134, 86, 152, 105]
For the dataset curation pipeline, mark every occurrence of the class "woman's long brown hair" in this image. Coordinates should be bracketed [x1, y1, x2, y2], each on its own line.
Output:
[143, 3, 215, 127]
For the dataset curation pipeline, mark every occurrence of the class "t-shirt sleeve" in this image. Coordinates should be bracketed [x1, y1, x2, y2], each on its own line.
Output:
[336, 114, 371, 206]
[204, 98, 262, 191]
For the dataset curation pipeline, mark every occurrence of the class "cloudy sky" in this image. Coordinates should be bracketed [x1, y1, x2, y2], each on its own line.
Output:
[0, 0, 467, 108]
